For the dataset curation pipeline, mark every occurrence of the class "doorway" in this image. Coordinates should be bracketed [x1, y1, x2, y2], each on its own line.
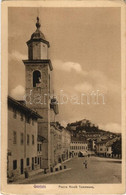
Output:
[20, 159, 24, 174]
[32, 157, 34, 170]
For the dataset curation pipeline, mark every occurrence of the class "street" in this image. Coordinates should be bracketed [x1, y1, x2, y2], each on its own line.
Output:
[22, 156, 121, 184]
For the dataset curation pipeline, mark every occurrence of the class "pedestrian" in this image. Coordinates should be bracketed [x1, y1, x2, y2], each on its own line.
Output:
[85, 160, 87, 168]
[83, 160, 88, 168]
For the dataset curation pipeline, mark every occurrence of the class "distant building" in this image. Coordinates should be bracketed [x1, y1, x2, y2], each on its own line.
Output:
[61, 127, 71, 161]
[50, 122, 62, 166]
[50, 124, 56, 166]
[37, 135, 46, 169]
[70, 137, 88, 157]
[95, 136, 121, 157]
[50, 97, 62, 167]
[8, 96, 42, 180]
[50, 122, 71, 167]
[95, 140, 111, 157]
[87, 139, 96, 151]
[84, 132, 101, 139]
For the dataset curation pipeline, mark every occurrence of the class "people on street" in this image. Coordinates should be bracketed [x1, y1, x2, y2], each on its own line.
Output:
[83, 159, 88, 168]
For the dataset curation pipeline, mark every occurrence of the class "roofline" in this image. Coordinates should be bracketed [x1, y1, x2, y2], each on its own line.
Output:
[26, 38, 50, 48]
[71, 140, 87, 143]
[23, 59, 53, 71]
[8, 96, 43, 119]
[50, 124, 63, 131]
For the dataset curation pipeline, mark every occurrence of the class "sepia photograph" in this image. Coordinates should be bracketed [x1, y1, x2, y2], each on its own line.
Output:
[1, 1, 126, 194]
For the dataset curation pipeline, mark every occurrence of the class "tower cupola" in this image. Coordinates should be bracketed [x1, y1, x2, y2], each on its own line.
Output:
[27, 17, 50, 60]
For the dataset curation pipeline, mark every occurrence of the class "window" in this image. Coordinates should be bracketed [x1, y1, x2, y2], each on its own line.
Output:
[38, 157, 40, 164]
[32, 135, 34, 145]
[35, 157, 37, 163]
[27, 134, 29, 145]
[100, 148, 102, 151]
[37, 144, 39, 151]
[13, 131, 17, 144]
[26, 158, 30, 166]
[33, 70, 41, 87]
[20, 133, 24, 145]
[20, 113, 24, 121]
[40, 144, 42, 151]
[13, 160, 17, 170]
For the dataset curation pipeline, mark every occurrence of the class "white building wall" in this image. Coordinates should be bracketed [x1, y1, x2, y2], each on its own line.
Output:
[8, 107, 38, 178]
[70, 141, 88, 155]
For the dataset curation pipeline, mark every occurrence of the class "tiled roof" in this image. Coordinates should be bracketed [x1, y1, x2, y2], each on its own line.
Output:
[8, 96, 42, 119]
[71, 136, 86, 142]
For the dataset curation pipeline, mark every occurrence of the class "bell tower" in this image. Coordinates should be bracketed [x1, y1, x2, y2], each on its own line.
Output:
[23, 17, 53, 169]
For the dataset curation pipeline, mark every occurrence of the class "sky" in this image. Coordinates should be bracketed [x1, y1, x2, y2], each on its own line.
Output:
[8, 7, 121, 133]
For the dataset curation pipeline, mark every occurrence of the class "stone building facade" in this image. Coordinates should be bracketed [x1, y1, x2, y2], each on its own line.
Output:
[7, 96, 42, 180]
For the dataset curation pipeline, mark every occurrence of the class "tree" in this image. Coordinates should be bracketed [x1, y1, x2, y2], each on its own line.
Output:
[112, 138, 121, 157]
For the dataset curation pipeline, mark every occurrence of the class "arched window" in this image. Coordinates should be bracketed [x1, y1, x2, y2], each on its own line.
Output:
[33, 70, 41, 87]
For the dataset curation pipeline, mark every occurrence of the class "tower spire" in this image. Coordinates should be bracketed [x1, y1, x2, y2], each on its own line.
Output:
[36, 17, 41, 29]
